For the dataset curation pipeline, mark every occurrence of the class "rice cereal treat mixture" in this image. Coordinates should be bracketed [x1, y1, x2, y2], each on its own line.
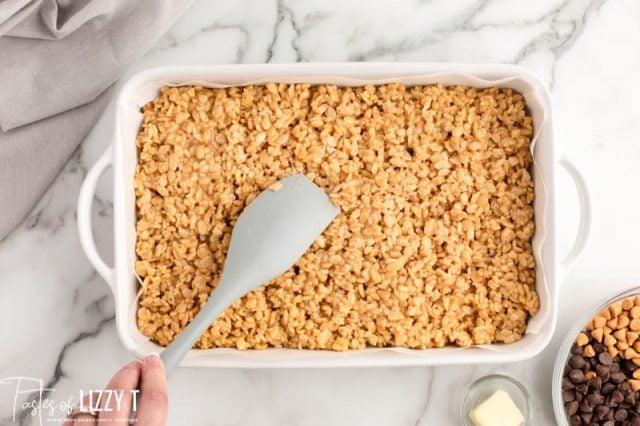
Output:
[134, 83, 537, 351]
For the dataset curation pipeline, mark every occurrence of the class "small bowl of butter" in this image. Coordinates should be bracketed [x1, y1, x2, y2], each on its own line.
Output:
[460, 374, 531, 426]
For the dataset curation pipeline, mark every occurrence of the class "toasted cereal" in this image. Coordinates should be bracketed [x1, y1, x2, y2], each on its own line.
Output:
[134, 83, 537, 351]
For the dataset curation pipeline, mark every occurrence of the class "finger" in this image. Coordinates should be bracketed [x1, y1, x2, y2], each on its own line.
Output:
[64, 394, 97, 426]
[99, 360, 142, 426]
[136, 353, 168, 426]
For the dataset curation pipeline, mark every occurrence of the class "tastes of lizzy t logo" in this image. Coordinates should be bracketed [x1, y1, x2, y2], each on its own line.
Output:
[0, 377, 139, 424]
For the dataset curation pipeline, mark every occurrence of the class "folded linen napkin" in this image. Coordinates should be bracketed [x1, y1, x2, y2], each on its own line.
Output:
[0, 0, 193, 240]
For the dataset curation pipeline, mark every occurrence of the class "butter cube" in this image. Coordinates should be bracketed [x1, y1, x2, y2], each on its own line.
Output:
[468, 389, 524, 426]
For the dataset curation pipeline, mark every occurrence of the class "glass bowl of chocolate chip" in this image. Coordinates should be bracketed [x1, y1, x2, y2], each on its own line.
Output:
[553, 287, 640, 425]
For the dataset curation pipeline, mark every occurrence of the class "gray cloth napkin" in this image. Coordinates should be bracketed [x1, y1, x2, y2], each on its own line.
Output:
[0, 0, 193, 240]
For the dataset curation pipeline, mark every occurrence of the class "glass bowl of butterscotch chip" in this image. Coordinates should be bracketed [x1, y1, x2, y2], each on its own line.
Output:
[553, 287, 640, 426]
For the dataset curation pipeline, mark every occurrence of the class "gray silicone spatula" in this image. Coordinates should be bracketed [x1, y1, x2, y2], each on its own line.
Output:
[160, 173, 338, 373]
[130, 174, 338, 422]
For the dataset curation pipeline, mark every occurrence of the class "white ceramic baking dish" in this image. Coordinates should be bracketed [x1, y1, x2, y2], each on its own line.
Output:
[78, 63, 590, 368]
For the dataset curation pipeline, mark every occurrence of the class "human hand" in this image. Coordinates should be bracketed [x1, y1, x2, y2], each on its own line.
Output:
[64, 353, 168, 426]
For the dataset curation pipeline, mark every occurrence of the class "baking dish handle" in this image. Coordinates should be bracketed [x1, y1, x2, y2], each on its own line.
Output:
[77, 145, 115, 289]
[558, 157, 592, 279]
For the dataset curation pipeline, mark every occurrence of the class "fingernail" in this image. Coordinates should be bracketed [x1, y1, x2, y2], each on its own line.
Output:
[144, 352, 161, 364]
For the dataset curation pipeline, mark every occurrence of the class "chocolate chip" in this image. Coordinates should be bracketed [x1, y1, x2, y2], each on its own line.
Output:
[563, 389, 576, 402]
[596, 404, 610, 420]
[564, 377, 576, 390]
[572, 344, 584, 355]
[594, 343, 606, 353]
[570, 369, 586, 383]
[611, 390, 625, 405]
[570, 354, 588, 369]
[567, 400, 580, 415]
[576, 383, 589, 394]
[580, 411, 593, 423]
[580, 399, 595, 413]
[599, 352, 613, 366]
[611, 371, 626, 384]
[589, 376, 602, 391]
[611, 363, 621, 373]
[620, 381, 632, 394]
[620, 401, 633, 409]
[603, 421, 615, 426]
[628, 393, 638, 405]
[588, 393, 604, 406]
[602, 383, 616, 394]
[569, 414, 581, 426]
[623, 359, 637, 372]
[596, 364, 611, 382]
[615, 408, 629, 421]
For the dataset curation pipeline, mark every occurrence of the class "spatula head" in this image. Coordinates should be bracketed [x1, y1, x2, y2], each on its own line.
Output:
[216, 174, 339, 302]
[158, 174, 338, 375]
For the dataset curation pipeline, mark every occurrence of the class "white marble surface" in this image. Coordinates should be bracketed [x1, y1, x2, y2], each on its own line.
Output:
[2, 0, 640, 424]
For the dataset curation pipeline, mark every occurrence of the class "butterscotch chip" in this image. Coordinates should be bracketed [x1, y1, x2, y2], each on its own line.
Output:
[614, 328, 628, 341]
[618, 315, 630, 329]
[630, 319, 640, 331]
[607, 318, 619, 329]
[585, 371, 597, 381]
[584, 345, 596, 357]
[623, 299, 634, 311]
[604, 334, 617, 347]
[633, 358, 640, 367]
[577, 333, 589, 346]
[631, 306, 640, 319]
[610, 303, 623, 317]
[625, 348, 640, 359]
[593, 316, 607, 329]
[610, 347, 620, 357]
[635, 296, 640, 306]
[628, 331, 639, 345]
[591, 328, 604, 343]
[134, 84, 537, 350]
[618, 341, 630, 351]
[604, 326, 612, 336]
[634, 342, 640, 352]
[630, 379, 640, 392]
[601, 309, 612, 320]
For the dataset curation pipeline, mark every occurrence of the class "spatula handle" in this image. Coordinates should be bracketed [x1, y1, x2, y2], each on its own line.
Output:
[160, 290, 233, 374]
[128, 289, 233, 424]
